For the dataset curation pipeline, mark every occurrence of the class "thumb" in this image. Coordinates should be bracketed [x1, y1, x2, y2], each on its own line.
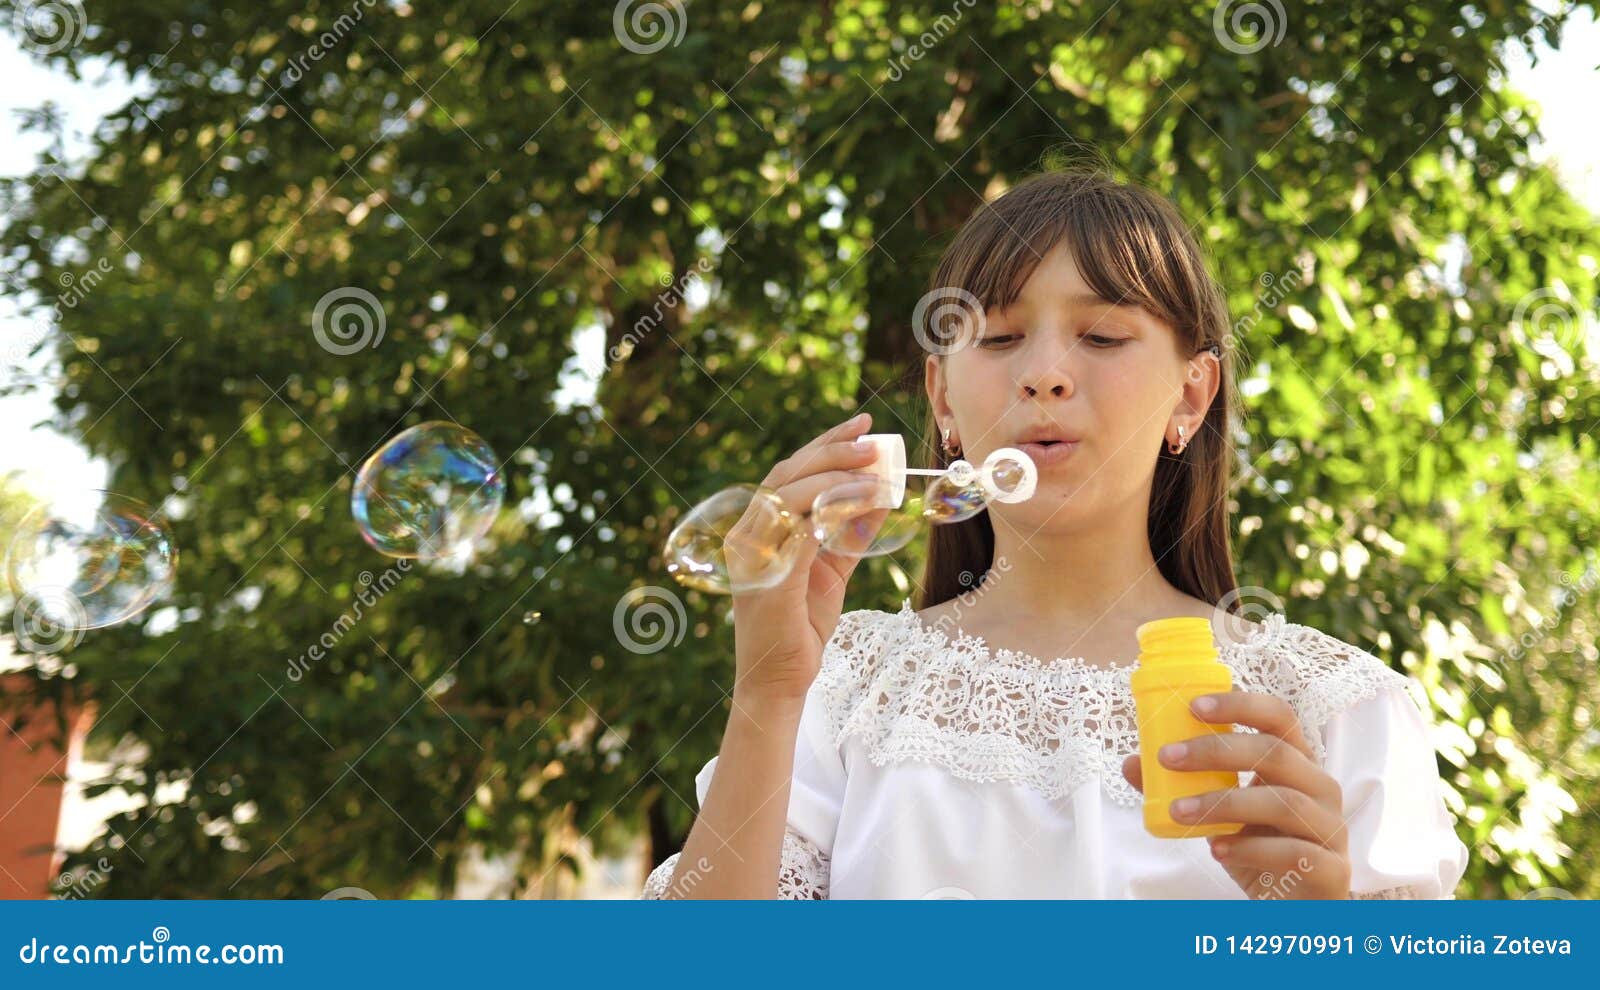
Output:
[1121, 753, 1144, 794]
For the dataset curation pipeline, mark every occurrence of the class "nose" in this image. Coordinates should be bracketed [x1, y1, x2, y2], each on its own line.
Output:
[1017, 350, 1074, 399]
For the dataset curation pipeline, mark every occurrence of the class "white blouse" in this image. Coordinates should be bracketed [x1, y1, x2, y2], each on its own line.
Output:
[642, 599, 1470, 899]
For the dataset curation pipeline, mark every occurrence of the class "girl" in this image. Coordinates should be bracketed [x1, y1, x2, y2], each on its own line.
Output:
[642, 167, 1469, 899]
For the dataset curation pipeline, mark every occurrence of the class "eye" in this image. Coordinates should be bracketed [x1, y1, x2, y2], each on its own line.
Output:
[976, 334, 1021, 349]
[1084, 334, 1127, 348]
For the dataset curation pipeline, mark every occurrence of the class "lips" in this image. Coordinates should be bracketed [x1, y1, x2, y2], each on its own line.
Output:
[1013, 426, 1083, 446]
[1016, 439, 1080, 468]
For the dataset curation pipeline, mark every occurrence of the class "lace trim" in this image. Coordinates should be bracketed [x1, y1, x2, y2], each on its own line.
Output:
[810, 599, 1411, 807]
[639, 826, 831, 899]
[1350, 885, 1421, 899]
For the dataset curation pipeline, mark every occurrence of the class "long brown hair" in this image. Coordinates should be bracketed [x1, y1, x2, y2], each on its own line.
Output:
[916, 164, 1242, 612]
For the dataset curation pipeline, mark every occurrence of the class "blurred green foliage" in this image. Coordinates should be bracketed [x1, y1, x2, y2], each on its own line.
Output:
[1, 0, 1597, 897]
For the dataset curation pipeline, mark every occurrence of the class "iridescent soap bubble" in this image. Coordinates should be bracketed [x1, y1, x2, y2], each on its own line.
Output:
[352, 421, 505, 560]
[660, 441, 1038, 596]
[811, 476, 921, 558]
[979, 447, 1038, 503]
[921, 472, 987, 523]
[664, 484, 807, 594]
[5, 492, 178, 644]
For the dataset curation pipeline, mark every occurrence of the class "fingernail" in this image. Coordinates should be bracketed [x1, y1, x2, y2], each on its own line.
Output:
[1171, 797, 1198, 818]
[1192, 695, 1217, 715]
[852, 438, 875, 450]
[1211, 841, 1230, 859]
[849, 412, 868, 425]
[1159, 742, 1188, 764]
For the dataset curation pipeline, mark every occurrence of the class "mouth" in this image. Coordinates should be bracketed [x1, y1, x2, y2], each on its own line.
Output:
[1013, 429, 1083, 446]
[1013, 433, 1082, 468]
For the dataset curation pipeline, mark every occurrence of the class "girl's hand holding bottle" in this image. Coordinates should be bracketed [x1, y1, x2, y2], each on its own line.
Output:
[1121, 691, 1353, 898]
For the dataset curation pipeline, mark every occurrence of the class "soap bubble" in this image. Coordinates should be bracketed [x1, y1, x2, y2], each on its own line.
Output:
[5, 492, 178, 640]
[812, 467, 987, 557]
[980, 447, 1038, 503]
[661, 445, 1038, 595]
[352, 421, 505, 560]
[664, 484, 806, 594]
[811, 477, 921, 558]
[921, 473, 988, 524]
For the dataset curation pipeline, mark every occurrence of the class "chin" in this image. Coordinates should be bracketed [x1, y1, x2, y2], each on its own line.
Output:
[989, 487, 1089, 532]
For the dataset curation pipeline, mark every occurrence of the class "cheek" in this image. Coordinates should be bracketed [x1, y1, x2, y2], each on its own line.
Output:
[1093, 365, 1168, 440]
[947, 360, 1011, 426]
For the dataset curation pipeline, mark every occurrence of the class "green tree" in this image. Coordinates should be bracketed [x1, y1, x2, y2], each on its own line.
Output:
[1, 0, 1596, 897]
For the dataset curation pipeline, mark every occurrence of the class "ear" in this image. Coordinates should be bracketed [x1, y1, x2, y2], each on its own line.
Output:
[1169, 348, 1222, 443]
[925, 353, 955, 433]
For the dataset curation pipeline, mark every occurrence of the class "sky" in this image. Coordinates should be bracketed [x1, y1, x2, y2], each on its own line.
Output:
[1, 10, 1597, 511]
[0, 39, 135, 504]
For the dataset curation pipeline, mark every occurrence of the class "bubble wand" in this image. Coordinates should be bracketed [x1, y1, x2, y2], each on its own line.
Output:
[663, 434, 1037, 595]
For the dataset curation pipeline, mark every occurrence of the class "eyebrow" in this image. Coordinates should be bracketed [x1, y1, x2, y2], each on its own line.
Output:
[1061, 290, 1136, 308]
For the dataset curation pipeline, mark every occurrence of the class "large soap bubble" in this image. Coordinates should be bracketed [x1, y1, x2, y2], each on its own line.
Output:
[352, 421, 505, 560]
[663, 484, 809, 594]
[663, 435, 1034, 593]
[5, 491, 178, 651]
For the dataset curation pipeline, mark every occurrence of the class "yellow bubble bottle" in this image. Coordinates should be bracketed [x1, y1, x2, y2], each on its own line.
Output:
[1130, 616, 1244, 839]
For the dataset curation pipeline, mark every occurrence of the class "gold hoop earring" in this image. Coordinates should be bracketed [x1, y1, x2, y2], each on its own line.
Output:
[941, 427, 961, 459]
[1166, 425, 1189, 456]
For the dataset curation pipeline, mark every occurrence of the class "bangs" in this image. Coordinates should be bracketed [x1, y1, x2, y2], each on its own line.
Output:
[927, 170, 1216, 341]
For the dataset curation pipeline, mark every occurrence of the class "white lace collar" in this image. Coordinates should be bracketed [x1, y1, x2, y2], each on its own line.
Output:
[812, 598, 1411, 806]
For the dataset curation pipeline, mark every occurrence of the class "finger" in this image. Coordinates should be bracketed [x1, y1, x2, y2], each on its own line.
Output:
[788, 437, 882, 484]
[1188, 690, 1314, 761]
[1158, 733, 1337, 803]
[795, 412, 874, 461]
[765, 432, 878, 490]
[1207, 836, 1347, 894]
[725, 465, 882, 596]
[1169, 785, 1346, 848]
[1121, 753, 1144, 793]
[791, 476, 895, 560]
[775, 471, 886, 523]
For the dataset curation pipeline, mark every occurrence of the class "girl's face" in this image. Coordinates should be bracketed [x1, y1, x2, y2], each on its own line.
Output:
[924, 239, 1217, 532]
